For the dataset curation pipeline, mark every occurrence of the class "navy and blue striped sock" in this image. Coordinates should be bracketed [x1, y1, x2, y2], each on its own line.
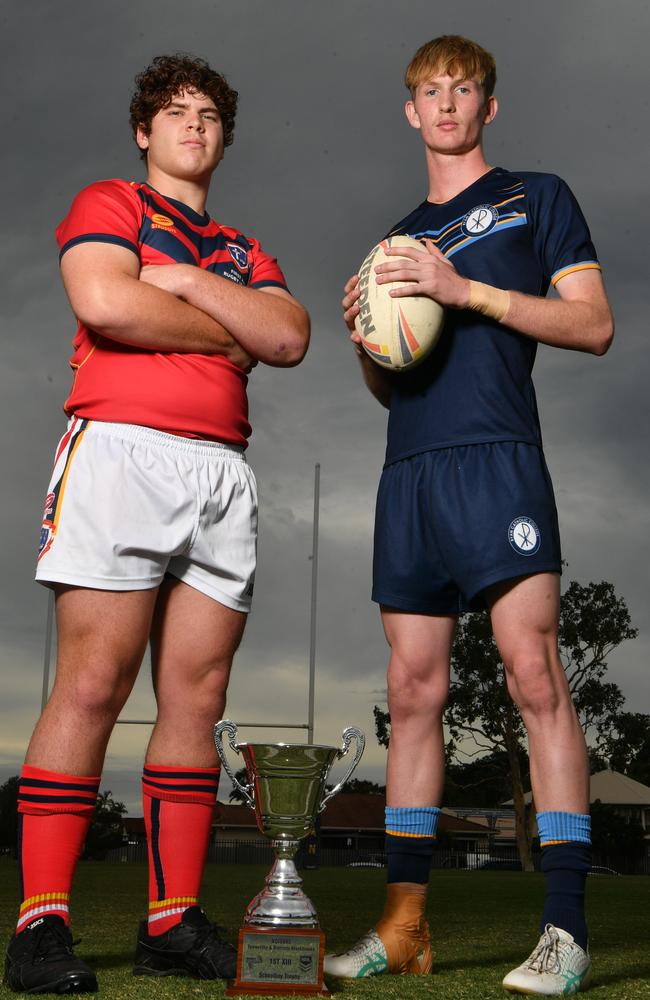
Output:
[385, 806, 439, 884]
[537, 811, 591, 951]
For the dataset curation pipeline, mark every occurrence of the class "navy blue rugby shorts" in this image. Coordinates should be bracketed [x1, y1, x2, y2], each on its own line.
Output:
[372, 441, 562, 615]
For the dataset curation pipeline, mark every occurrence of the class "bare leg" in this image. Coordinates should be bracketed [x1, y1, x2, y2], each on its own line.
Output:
[26, 585, 159, 775]
[381, 608, 456, 807]
[147, 578, 247, 766]
[488, 573, 588, 813]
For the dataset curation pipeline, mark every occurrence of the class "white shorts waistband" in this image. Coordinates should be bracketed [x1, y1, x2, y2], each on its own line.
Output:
[83, 420, 246, 460]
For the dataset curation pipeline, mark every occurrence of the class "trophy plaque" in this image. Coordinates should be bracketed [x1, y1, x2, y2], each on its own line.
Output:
[214, 720, 365, 996]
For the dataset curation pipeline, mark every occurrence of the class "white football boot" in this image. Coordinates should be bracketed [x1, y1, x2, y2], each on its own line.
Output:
[502, 924, 592, 996]
[324, 930, 389, 978]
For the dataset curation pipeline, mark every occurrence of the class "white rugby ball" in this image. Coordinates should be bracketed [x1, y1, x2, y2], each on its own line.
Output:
[354, 235, 445, 371]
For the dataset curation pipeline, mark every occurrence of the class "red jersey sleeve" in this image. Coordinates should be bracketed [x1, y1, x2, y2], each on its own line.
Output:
[56, 179, 144, 262]
[247, 236, 289, 291]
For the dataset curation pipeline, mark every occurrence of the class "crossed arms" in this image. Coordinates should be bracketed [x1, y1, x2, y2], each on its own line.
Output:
[61, 243, 310, 370]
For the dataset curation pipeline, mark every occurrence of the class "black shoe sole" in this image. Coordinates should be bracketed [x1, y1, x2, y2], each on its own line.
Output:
[133, 965, 190, 978]
[4, 972, 98, 995]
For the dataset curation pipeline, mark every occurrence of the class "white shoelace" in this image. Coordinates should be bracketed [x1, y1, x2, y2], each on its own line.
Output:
[527, 924, 562, 974]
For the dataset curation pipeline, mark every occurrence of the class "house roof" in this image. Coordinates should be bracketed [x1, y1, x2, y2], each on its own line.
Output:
[589, 769, 650, 805]
[212, 793, 490, 836]
[503, 769, 650, 807]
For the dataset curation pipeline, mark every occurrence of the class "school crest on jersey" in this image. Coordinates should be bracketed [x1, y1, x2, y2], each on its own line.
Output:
[462, 204, 499, 238]
[227, 242, 250, 273]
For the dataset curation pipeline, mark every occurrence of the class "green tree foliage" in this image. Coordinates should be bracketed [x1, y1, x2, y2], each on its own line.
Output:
[228, 767, 251, 804]
[559, 581, 637, 745]
[444, 750, 529, 808]
[0, 779, 127, 860]
[83, 790, 127, 860]
[590, 799, 647, 856]
[341, 779, 386, 795]
[373, 706, 390, 749]
[602, 713, 650, 786]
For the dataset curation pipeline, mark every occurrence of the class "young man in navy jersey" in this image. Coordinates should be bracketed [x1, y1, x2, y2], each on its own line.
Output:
[5, 55, 309, 994]
[324, 35, 613, 995]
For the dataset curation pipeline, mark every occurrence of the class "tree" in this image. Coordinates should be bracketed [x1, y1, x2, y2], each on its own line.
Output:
[373, 706, 390, 749]
[0, 776, 19, 854]
[374, 578, 638, 872]
[83, 790, 127, 860]
[228, 767, 251, 804]
[340, 779, 386, 795]
[590, 799, 646, 857]
[600, 712, 650, 786]
[558, 581, 637, 746]
[444, 751, 529, 809]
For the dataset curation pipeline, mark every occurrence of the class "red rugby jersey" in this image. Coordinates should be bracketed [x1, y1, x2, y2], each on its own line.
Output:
[56, 179, 289, 444]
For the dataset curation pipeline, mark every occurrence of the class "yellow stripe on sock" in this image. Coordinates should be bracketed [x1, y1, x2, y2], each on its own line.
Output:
[20, 892, 69, 913]
[148, 896, 198, 912]
[386, 829, 436, 839]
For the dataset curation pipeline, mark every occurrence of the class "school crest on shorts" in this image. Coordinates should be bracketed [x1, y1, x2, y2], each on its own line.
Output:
[508, 516, 541, 556]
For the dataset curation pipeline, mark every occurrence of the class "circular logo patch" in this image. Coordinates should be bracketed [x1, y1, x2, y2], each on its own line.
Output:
[462, 204, 499, 237]
[508, 516, 541, 556]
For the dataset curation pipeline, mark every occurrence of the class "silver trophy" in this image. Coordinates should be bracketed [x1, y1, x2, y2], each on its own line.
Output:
[214, 720, 365, 995]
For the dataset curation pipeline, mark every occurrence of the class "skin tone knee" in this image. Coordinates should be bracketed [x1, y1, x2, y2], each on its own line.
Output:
[503, 653, 567, 721]
[387, 655, 450, 725]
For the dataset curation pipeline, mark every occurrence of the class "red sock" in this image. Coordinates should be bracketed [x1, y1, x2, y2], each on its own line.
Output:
[16, 765, 99, 933]
[142, 764, 219, 935]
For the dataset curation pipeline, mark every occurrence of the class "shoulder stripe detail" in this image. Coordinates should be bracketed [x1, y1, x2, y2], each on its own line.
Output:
[551, 261, 601, 285]
[59, 233, 140, 261]
[251, 279, 290, 291]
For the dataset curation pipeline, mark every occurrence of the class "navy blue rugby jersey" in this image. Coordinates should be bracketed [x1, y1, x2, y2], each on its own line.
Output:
[382, 167, 600, 465]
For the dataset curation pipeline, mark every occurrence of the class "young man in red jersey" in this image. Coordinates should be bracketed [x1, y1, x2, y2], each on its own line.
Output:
[5, 55, 309, 994]
[324, 36, 612, 996]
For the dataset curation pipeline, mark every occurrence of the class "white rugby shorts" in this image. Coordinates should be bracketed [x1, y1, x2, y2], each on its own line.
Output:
[36, 418, 257, 612]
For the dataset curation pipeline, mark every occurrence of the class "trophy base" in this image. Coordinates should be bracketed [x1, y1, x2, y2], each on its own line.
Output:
[226, 926, 330, 997]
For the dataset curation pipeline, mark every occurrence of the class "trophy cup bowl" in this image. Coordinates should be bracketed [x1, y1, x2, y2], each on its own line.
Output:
[214, 720, 365, 995]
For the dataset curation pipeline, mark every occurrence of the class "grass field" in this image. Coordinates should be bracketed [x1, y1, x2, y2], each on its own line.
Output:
[0, 861, 648, 998]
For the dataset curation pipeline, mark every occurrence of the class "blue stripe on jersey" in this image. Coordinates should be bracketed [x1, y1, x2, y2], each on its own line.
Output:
[136, 186, 255, 265]
[446, 216, 528, 258]
[139, 219, 199, 263]
[59, 233, 140, 260]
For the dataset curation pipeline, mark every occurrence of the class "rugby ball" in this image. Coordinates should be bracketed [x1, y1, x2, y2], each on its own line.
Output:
[354, 236, 445, 371]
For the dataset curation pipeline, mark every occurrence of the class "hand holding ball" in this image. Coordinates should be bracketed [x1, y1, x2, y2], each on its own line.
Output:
[354, 236, 445, 371]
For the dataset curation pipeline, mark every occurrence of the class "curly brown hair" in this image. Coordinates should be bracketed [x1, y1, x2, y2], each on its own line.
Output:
[129, 54, 238, 160]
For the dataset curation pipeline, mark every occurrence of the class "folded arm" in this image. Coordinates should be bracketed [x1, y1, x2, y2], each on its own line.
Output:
[140, 264, 310, 368]
[60, 243, 253, 368]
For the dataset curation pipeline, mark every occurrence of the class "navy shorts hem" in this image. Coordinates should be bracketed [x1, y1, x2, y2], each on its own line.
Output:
[465, 563, 563, 608]
[371, 588, 465, 616]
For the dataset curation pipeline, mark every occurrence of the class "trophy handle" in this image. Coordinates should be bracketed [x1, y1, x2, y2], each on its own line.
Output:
[214, 719, 256, 809]
[318, 726, 365, 812]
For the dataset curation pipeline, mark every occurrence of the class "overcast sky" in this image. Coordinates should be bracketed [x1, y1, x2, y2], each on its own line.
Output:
[1, 0, 648, 814]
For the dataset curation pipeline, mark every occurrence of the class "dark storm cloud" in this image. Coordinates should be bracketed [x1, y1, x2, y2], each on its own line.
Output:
[1, 0, 648, 811]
